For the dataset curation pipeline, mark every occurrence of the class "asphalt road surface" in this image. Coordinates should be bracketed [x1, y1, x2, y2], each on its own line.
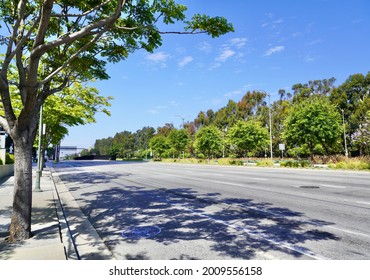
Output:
[52, 160, 370, 260]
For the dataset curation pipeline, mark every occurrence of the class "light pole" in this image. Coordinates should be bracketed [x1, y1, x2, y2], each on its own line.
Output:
[34, 105, 43, 192]
[267, 92, 273, 160]
[175, 115, 188, 128]
[341, 109, 348, 157]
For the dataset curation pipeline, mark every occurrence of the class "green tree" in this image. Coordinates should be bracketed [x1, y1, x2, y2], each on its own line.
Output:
[213, 100, 238, 129]
[283, 96, 342, 159]
[292, 78, 336, 103]
[0, 1, 233, 241]
[236, 91, 267, 121]
[42, 82, 112, 146]
[135, 126, 155, 157]
[113, 131, 135, 158]
[351, 111, 370, 155]
[168, 129, 190, 158]
[194, 125, 223, 160]
[228, 120, 269, 157]
[150, 135, 169, 159]
[157, 123, 175, 137]
[331, 72, 370, 154]
[94, 137, 114, 156]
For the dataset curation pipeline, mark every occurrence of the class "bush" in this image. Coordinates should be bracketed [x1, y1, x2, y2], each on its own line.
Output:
[229, 159, 244, 166]
[335, 162, 347, 169]
[280, 160, 311, 168]
[256, 160, 274, 167]
[300, 160, 311, 168]
[281, 160, 299, 168]
[6, 154, 14, 164]
[328, 157, 370, 170]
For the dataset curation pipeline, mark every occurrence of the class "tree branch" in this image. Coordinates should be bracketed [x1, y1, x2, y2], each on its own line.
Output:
[31, 0, 125, 58]
[40, 27, 109, 86]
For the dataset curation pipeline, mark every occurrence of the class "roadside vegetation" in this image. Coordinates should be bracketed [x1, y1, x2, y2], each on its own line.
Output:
[157, 156, 370, 171]
[90, 72, 370, 171]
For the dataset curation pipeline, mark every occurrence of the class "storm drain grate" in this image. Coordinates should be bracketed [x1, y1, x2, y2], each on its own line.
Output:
[121, 226, 161, 239]
[299, 186, 320, 189]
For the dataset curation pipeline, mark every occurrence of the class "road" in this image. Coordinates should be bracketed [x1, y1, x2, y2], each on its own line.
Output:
[51, 160, 370, 260]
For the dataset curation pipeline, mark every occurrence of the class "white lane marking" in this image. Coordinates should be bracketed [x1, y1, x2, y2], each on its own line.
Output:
[326, 226, 370, 238]
[251, 178, 269, 181]
[356, 201, 370, 205]
[320, 184, 346, 189]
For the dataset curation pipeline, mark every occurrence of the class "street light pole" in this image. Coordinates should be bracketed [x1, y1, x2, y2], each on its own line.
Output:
[34, 105, 43, 192]
[268, 93, 273, 160]
[342, 109, 348, 157]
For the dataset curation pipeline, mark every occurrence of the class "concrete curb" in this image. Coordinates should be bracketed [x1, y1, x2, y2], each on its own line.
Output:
[50, 166, 115, 260]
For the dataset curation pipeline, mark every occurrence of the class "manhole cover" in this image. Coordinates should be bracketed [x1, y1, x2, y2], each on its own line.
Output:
[121, 226, 161, 239]
[299, 186, 320, 189]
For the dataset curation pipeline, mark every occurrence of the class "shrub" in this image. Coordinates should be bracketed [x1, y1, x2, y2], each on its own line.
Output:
[335, 162, 347, 169]
[6, 154, 14, 164]
[300, 160, 311, 168]
[229, 159, 244, 166]
[256, 160, 274, 167]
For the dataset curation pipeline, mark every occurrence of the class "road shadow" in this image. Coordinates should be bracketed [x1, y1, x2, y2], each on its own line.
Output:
[61, 178, 340, 260]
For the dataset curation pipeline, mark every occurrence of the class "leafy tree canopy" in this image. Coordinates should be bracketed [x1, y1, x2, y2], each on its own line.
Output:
[283, 96, 342, 159]
[228, 119, 269, 157]
[194, 125, 223, 159]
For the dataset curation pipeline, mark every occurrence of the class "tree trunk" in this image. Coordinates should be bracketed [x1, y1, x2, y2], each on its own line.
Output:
[8, 135, 35, 241]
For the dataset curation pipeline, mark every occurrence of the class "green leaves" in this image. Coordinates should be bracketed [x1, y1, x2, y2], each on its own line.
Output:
[228, 120, 269, 157]
[283, 96, 342, 158]
[185, 14, 234, 37]
[150, 134, 169, 159]
[168, 129, 190, 156]
[194, 126, 223, 159]
[42, 82, 112, 145]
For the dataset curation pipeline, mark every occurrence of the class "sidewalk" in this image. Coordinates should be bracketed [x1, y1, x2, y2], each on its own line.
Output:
[0, 166, 66, 260]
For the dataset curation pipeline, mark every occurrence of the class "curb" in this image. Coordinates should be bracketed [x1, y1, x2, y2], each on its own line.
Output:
[50, 167, 115, 260]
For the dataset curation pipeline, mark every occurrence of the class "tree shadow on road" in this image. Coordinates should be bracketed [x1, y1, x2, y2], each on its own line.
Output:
[62, 180, 339, 260]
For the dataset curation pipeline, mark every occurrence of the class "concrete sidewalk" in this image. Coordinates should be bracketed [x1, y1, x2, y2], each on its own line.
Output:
[0, 167, 66, 260]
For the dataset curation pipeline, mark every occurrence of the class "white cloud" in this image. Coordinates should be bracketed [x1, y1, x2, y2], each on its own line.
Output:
[145, 52, 170, 63]
[303, 54, 317, 62]
[229, 37, 248, 49]
[261, 17, 284, 29]
[224, 84, 252, 97]
[264, 45, 285, 56]
[198, 41, 212, 53]
[178, 56, 194, 68]
[208, 62, 222, 70]
[216, 48, 236, 62]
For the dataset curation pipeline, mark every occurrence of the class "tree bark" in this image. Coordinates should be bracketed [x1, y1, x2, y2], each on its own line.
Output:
[8, 129, 37, 241]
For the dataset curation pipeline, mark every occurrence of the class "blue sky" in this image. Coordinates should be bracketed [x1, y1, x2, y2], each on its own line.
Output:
[62, 0, 370, 148]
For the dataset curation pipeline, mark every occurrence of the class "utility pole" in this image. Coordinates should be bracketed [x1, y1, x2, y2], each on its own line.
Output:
[342, 109, 348, 157]
[268, 92, 273, 160]
[34, 105, 43, 192]
[175, 115, 187, 128]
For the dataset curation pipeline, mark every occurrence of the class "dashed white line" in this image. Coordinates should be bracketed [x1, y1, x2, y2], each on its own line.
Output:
[320, 184, 346, 189]
[356, 201, 370, 205]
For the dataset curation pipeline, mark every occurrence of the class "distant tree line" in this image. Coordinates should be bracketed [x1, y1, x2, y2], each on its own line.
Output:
[91, 72, 370, 160]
